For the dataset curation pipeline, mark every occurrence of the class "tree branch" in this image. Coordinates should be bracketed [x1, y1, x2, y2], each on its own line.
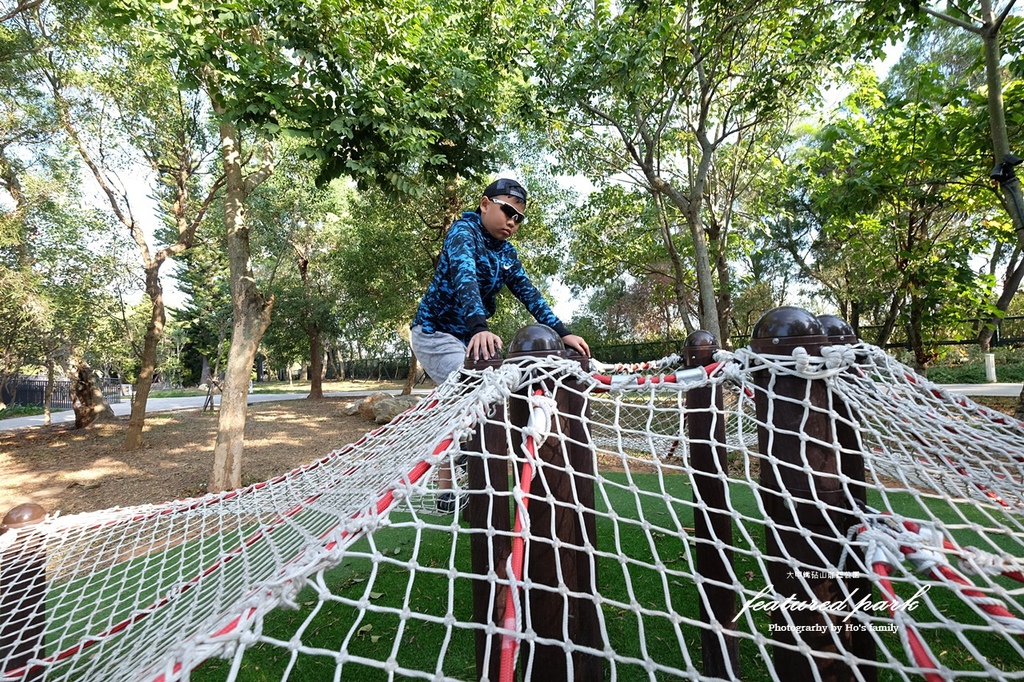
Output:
[0, 0, 43, 24]
[993, 0, 1017, 32]
[923, 5, 983, 33]
[579, 99, 647, 172]
[243, 142, 275, 194]
[947, 0, 983, 23]
[44, 67, 150, 264]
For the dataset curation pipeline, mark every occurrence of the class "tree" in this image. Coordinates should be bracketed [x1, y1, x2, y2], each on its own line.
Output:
[249, 149, 345, 399]
[26, 5, 224, 443]
[776, 68, 998, 368]
[529, 0, 865, 346]
[562, 184, 698, 336]
[170, 219, 232, 386]
[861, 1, 1023, 345]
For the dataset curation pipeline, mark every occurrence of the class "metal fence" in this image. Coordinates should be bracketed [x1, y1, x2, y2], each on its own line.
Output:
[856, 315, 1024, 350]
[592, 316, 1024, 361]
[1, 377, 123, 410]
[333, 358, 413, 381]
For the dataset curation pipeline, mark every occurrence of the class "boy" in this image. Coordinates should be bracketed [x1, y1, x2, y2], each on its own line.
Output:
[410, 178, 589, 511]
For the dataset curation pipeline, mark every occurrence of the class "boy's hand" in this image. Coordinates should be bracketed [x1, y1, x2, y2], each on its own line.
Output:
[467, 331, 503, 361]
[562, 334, 591, 357]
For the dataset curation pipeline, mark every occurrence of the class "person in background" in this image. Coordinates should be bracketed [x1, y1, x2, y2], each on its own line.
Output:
[410, 178, 590, 513]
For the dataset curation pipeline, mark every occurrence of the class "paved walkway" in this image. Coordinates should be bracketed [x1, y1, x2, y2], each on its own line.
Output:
[939, 383, 1021, 397]
[0, 390, 430, 431]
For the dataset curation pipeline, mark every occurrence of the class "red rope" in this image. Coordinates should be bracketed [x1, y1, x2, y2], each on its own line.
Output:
[499, 390, 545, 682]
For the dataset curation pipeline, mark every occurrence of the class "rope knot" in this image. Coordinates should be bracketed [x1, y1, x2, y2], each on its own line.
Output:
[822, 344, 858, 370]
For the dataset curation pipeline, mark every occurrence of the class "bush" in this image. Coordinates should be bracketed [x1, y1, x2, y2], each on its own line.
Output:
[0, 403, 45, 420]
[923, 347, 1024, 383]
[925, 365, 988, 383]
[996, 364, 1024, 383]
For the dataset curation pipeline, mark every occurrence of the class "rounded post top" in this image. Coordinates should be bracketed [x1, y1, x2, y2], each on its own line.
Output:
[508, 324, 565, 356]
[750, 306, 828, 355]
[683, 330, 718, 367]
[2, 503, 46, 533]
[816, 314, 857, 344]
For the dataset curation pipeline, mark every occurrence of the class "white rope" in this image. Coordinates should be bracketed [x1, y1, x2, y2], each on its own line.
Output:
[10, 344, 1024, 682]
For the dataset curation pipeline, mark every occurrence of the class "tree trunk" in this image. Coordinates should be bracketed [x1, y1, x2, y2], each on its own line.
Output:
[71, 356, 115, 429]
[125, 265, 166, 450]
[981, 0, 1024, 238]
[208, 117, 274, 493]
[403, 353, 418, 395]
[200, 355, 212, 386]
[43, 356, 54, 426]
[648, 154, 722, 341]
[307, 330, 324, 400]
[335, 349, 346, 381]
[907, 295, 937, 371]
[978, 258, 1024, 350]
[707, 218, 734, 349]
[654, 197, 697, 334]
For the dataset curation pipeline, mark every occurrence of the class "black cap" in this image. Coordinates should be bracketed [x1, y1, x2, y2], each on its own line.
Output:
[482, 178, 527, 206]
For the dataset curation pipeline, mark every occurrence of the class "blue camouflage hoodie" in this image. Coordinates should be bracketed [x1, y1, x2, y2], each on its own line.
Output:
[412, 211, 570, 344]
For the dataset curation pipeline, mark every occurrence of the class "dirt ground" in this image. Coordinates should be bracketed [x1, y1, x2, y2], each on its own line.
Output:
[0, 398, 377, 516]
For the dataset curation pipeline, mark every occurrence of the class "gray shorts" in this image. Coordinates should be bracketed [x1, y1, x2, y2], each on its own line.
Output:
[410, 325, 466, 385]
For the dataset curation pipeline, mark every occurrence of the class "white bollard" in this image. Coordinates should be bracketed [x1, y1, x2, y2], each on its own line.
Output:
[985, 353, 997, 382]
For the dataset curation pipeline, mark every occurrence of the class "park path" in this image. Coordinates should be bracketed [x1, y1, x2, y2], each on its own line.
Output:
[0, 389, 432, 431]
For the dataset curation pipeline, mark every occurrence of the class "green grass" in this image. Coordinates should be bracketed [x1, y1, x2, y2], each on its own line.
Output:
[148, 388, 207, 398]
[38, 474, 1024, 680]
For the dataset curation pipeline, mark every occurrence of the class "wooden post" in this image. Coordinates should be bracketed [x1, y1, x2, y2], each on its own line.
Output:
[816, 314, 878, 681]
[1, 503, 47, 682]
[750, 307, 864, 682]
[465, 354, 511, 681]
[468, 324, 601, 681]
[684, 331, 740, 679]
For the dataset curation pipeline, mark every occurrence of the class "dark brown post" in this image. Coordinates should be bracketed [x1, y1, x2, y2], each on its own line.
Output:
[501, 324, 601, 681]
[1, 503, 47, 682]
[749, 307, 864, 682]
[684, 331, 740, 679]
[816, 314, 877, 681]
[464, 354, 511, 681]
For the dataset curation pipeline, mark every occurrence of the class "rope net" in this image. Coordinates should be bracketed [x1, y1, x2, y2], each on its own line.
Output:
[3, 341, 1024, 681]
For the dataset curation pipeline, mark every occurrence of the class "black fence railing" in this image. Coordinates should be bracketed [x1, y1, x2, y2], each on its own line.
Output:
[262, 315, 1024, 387]
[589, 339, 693, 365]
[341, 358, 413, 382]
[1, 376, 123, 410]
[858, 315, 1024, 350]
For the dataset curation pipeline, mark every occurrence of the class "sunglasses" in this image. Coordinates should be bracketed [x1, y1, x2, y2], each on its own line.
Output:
[491, 198, 528, 225]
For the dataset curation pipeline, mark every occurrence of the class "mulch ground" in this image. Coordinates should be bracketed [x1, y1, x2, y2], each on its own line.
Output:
[0, 398, 375, 517]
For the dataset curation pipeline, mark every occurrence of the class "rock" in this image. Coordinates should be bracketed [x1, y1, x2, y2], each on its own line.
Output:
[342, 401, 360, 416]
[357, 392, 390, 421]
[373, 395, 423, 424]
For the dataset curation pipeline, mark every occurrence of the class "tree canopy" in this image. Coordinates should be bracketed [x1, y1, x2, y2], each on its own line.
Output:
[3, 0, 1023, 480]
